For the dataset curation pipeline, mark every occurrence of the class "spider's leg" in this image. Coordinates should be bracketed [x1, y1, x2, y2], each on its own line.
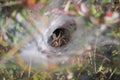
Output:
[57, 31, 62, 39]
[52, 33, 57, 40]
[51, 41, 56, 47]
[58, 38, 62, 46]
[51, 34, 57, 44]
[55, 41, 59, 47]
[62, 38, 67, 44]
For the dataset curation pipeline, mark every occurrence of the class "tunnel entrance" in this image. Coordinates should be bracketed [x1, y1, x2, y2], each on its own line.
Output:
[48, 28, 71, 48]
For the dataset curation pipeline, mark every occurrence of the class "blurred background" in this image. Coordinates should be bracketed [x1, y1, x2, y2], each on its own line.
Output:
[0, 0, 120, 80]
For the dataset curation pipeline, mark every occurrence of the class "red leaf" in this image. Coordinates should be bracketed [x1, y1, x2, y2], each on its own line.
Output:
[105, 10, 113, 17]
[75, 5, 80, 11]
[23, 0, 36, 6]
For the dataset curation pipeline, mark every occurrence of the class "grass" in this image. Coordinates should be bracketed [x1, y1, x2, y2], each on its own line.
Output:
[0, 0, 120, 80]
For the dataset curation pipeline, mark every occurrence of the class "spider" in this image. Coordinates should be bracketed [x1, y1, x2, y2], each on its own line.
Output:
[51, 31, 67, 47]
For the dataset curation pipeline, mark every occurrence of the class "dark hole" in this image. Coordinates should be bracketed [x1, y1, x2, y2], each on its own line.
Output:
[48, 28, 71, 48]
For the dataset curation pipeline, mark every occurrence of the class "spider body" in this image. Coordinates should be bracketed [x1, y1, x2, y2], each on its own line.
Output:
[51, 31, 67, 47]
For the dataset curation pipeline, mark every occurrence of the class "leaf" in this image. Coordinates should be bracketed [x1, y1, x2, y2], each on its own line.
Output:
[0, 34, 3, 43]
[0, 17, 6, 27]
[40, 0, 47, 4]
[90, 5, 96, 15]
[33, 74, 39, 80]
[101, 0, 111, 4]
[25, 0, 36, 6]
[116, 71, 120, 75]
[87, 70, 92, 76]
[1, 41, 8, 47]
[21, 9, 28, 18]
[9, 70, 13, 75]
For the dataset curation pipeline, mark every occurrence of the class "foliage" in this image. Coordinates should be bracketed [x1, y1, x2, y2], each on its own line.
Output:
[0, 0, 120, 80]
